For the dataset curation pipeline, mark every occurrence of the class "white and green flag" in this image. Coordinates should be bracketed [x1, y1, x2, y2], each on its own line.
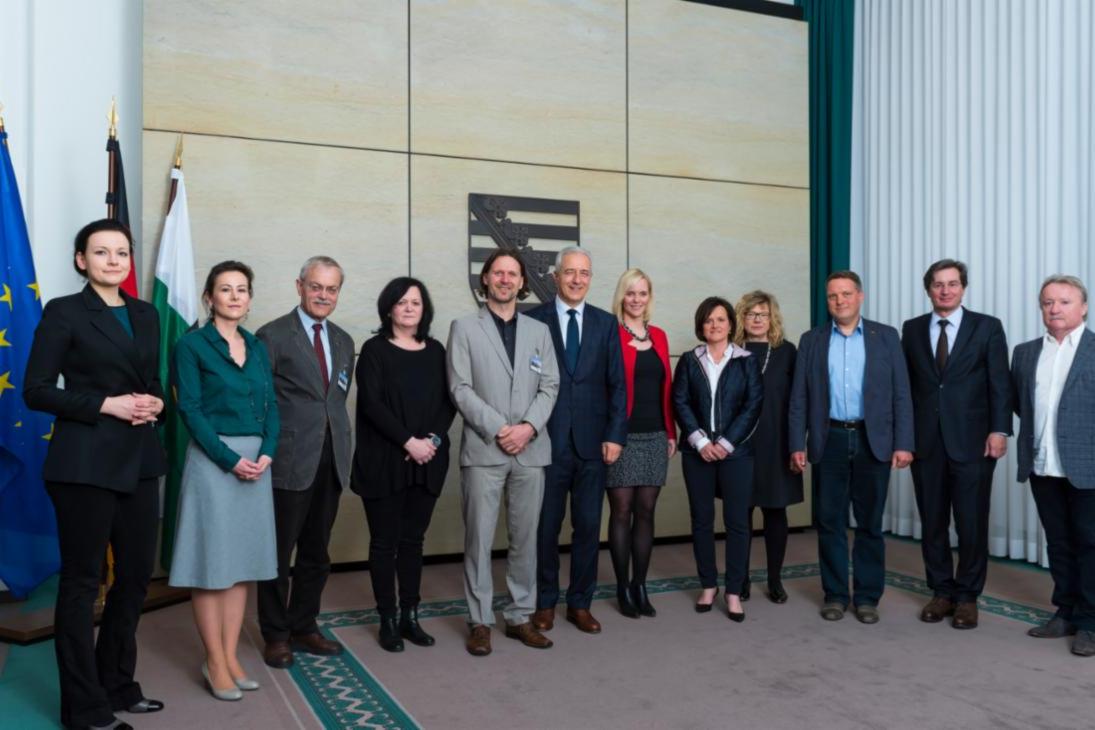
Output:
[152, 167, 198, 571]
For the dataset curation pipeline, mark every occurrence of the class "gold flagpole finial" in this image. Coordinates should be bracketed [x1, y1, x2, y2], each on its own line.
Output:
[108, 97, 119, 139]
[0, 101, 6, 133]
[174, 134, 184, 169]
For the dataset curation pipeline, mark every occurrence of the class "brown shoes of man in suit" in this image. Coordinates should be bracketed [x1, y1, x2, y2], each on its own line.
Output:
[263, 641, 293, 669]
[504, 622, 553, 649]
[531, 608, 555, 631]
[919, 596, 955, 623]
[952, 602, 979, 629]
[466, 625, 492, 656]
[566, 608, 602, 634]
[291, 633, 344, 655]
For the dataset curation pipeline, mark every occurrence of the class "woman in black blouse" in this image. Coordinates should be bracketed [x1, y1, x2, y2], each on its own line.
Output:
[351, 277, 456, 652]
[733, 291, 802, 604]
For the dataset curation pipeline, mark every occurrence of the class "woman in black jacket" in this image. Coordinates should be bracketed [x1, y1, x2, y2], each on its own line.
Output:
[351, 277, 456, 652]
[672, 296, 763, 622]
[24, 219, 167, 730]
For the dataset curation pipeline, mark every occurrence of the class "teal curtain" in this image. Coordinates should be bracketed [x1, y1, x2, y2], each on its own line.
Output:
[796, 0, 854, 326]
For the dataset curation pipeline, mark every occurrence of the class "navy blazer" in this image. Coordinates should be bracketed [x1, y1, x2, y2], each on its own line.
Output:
[901, 308, 1012, 462]
[788, 318, 915, 463]
[672, 344, 763, 457]
[525, 301, 627, 460]
[1011, 328, 1095, 488]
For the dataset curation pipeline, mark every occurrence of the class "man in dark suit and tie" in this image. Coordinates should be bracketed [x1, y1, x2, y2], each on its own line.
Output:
[256, 256, 356, 668]
[1011, 274, 1095, 657]
[527, 246, 627, 634]
[901, 259, 1012, 630]
[789, 270, 914, 624]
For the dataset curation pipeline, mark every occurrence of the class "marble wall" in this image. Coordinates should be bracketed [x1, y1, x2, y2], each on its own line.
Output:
[143, 0, 809, 562]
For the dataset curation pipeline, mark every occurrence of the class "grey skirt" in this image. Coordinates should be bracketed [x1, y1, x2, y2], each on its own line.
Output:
[168, 435, 277, 590]
[607, 431, 669, 488]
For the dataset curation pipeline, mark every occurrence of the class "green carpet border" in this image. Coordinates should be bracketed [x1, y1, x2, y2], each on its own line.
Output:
[294, 563, 1054, 729]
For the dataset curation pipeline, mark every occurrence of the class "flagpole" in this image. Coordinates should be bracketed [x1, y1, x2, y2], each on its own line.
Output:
[169, 135, 184, 207]
[106, 97, 118, 219]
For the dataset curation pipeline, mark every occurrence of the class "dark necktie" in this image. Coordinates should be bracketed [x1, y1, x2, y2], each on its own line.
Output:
[565, 309, 579, 374]
[313, 323, 330, 391]
[936, 319, 949, 372]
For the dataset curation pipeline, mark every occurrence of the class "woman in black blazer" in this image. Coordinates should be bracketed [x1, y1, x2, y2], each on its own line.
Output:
[350, 277, 455, 652]
[24, 219, 167, 730]
[672, 296, 763, 622]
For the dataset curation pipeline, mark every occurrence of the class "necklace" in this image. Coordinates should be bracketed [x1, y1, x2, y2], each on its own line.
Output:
[750, 342, 772, 374]
[623, 321, 650, 342]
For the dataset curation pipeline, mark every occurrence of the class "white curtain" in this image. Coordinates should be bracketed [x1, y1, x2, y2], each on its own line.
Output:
[849, 0, 1095, 565]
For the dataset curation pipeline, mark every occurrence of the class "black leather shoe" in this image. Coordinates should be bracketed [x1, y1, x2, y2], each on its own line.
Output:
[740, 581, 751, 602]
[617, 586, 640, 618]
[767, 582, 788, 604]
[695, 587, 719, 613]
[124, 699, 164, 713]
[378, 615, 405, 653]
[632, 583, 656, 617]
[399, 605, 436, 647]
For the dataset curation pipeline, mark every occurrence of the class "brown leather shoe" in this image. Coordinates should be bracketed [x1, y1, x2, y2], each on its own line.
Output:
[919, 596, 955, 623]
[504, 621, 553, 649]
[952, 601, 979, 629]
[565, 607, 602, 634]
[290, 632, 343, 656]
[531, 608, 555, 631]
[263, 640, 293, 669]
[466, 624, 492, 656]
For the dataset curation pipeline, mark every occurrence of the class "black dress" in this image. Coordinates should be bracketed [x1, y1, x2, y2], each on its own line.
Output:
[745, 341, 803, 508]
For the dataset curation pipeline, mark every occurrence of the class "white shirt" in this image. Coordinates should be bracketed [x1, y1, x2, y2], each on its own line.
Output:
[297, 306, 332, 380]
[1033, 323, 1086, 477]
[930, 306, 965, 359]
[554, 296, 585, 344]
[689, 346, 735, 454]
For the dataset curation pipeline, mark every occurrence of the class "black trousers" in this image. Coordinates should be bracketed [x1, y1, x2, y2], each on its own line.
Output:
[47, 479, 159, 729]
[681, 453, 753, 591]
[537, 439, 607, 610]
[257, 433, 341, 642]
[814, 426, 891, 607]
[362, 484, 439, 615]
[1030, 475, 1095, 631]
[911, 437, 997, 602]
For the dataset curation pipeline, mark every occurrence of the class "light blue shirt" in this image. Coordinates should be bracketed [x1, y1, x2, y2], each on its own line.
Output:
[554, 296, 585, 344]
[297, 306, 332, 380]
[929, 306, 964, 359]
[828, 319, 865, 420]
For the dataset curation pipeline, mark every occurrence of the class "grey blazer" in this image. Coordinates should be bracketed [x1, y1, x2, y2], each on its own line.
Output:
[256, 309, 355, 491]
[446, 307, 559, 468]
[1011, 328, 1095, 488]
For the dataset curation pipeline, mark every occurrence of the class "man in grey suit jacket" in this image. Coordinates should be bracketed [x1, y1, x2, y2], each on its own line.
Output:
[256, 256, 355, 668]
[1011, 274, 1095, 657]
[447, 249, 559, 657]
[789, 270, 914, 624]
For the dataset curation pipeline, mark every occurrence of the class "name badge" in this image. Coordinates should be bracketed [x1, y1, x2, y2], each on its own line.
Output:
[530, 354, 543, 373]
[337, 369, 350, 392]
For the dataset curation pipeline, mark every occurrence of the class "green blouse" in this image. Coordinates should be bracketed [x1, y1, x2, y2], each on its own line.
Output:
[173, 321, 280, 471]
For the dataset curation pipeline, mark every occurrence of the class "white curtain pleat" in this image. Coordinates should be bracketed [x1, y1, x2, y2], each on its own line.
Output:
[850, 0, 1095, 566]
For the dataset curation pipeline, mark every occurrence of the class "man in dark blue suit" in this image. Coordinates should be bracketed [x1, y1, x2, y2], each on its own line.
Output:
[527, 247, 627, 634]
[789, 270, 914, 624]
[901, 260, 1012, 630]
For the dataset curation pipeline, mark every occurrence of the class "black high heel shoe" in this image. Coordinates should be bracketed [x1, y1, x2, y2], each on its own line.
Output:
[725, 594, 746, 623]
[400, 604, 436, 646]
[767, 581, 788, 604]
[740, 580, 752, 602]
[632, 583, 656, 617]
[617, 585, 640, 618]
[695, 587, 719, 613]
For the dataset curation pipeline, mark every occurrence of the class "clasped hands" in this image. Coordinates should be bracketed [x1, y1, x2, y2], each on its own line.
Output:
[101, 393, 164, 426]
[404, 435, 439, 465]
[496, 423, 535, 455]
[233, 454, 272, 481]
[699, 442, 731, 463]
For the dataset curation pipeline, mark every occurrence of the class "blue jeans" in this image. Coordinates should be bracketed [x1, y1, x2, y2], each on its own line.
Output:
[814, 426, 891, 607]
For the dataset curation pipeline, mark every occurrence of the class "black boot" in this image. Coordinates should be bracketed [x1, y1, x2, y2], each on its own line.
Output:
[399, 604, 436, 647]
[617, 585, 640, 618]
[378, 613, 405, 653]
[632, 583, 656, 617]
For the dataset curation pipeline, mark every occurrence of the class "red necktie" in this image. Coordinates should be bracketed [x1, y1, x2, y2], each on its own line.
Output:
[313, 323, 329, 391]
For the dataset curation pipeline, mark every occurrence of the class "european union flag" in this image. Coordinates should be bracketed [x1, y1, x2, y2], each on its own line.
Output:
[0, 125, 58, 598]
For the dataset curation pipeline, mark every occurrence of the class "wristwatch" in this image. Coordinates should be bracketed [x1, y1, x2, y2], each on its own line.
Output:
[429, 434, 442, 448]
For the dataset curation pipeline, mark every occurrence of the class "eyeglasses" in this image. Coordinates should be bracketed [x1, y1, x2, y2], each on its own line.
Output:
[744, 312, 770, 321]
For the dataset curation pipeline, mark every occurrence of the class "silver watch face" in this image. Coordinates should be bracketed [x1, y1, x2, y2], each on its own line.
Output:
[430, 434, 443, 448]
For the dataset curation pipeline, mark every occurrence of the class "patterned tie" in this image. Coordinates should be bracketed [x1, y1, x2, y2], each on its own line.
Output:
[936, 319, 949, 372]
[313, 323, 330, 391]
[565, 309, 579, 374]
